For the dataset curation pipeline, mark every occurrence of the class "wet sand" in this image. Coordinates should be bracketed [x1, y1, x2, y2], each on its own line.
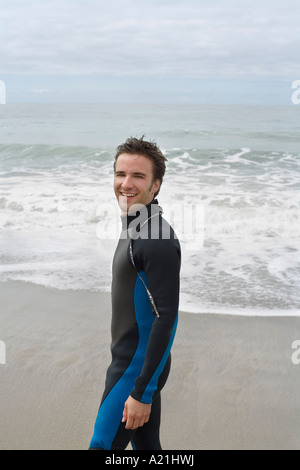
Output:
[1, 280, 300, 450]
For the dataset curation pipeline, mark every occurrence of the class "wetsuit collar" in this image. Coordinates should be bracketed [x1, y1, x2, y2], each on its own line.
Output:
[121, 199, 162, 231]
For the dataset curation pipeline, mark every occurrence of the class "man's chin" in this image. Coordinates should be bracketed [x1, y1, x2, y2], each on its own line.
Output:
[118, 195, 138, 214]
[117, 195, 146, 214]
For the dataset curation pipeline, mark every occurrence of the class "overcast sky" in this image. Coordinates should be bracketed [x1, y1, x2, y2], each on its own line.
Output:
[0, 0, 299, 104]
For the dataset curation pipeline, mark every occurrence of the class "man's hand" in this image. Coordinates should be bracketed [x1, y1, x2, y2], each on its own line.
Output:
[122, 396, 152, 430]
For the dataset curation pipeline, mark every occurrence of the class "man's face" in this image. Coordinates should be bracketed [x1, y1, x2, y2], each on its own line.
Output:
[114, 153, 161, 214]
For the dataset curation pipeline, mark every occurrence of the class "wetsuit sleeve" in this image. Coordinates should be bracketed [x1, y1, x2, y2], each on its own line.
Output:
[130, 235, 181, 404]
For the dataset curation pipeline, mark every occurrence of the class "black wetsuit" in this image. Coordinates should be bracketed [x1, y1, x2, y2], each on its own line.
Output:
[89, 199, 181, 450]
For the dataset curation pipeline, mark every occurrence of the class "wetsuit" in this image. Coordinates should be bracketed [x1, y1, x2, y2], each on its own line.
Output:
[89, 199, 181, 450]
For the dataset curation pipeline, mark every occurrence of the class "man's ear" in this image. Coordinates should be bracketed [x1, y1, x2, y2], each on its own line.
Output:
[152, 179, 161, 196]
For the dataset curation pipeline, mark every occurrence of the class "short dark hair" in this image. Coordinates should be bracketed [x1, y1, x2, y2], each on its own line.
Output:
[114, 136, 167, 197]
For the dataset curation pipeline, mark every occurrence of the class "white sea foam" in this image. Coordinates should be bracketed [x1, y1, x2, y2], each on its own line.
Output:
[1, 104, 299, 315]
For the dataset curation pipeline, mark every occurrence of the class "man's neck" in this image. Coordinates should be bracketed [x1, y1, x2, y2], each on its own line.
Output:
[121, 199, 160, 231]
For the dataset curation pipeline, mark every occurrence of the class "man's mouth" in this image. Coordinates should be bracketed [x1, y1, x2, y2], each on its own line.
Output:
[120, 192, 137, 198]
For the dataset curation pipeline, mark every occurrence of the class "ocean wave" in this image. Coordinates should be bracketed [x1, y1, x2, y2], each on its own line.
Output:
[1, 140, 300, 314]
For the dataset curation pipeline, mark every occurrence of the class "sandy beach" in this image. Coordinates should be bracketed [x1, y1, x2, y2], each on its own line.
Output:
[1, 280, 300, 450]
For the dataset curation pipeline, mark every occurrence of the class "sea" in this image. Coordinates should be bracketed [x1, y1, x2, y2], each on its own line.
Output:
[0, 103, 299, 316]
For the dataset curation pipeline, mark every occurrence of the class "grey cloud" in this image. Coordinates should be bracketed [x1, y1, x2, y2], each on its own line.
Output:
[0, 0, 299, 79]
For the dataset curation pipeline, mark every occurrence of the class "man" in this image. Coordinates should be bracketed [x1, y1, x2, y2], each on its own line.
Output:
[89, 136, 181, 450]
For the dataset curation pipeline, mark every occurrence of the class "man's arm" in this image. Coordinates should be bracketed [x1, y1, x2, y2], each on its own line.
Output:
[130, 233, 181, 404]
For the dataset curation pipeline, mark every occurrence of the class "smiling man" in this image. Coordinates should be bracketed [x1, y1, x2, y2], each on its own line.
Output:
[89, 136, 181, 450]
[114, 151, 160, 213]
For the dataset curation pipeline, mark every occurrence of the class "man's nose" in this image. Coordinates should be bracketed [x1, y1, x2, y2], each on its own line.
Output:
[121, 176, 134, 189]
